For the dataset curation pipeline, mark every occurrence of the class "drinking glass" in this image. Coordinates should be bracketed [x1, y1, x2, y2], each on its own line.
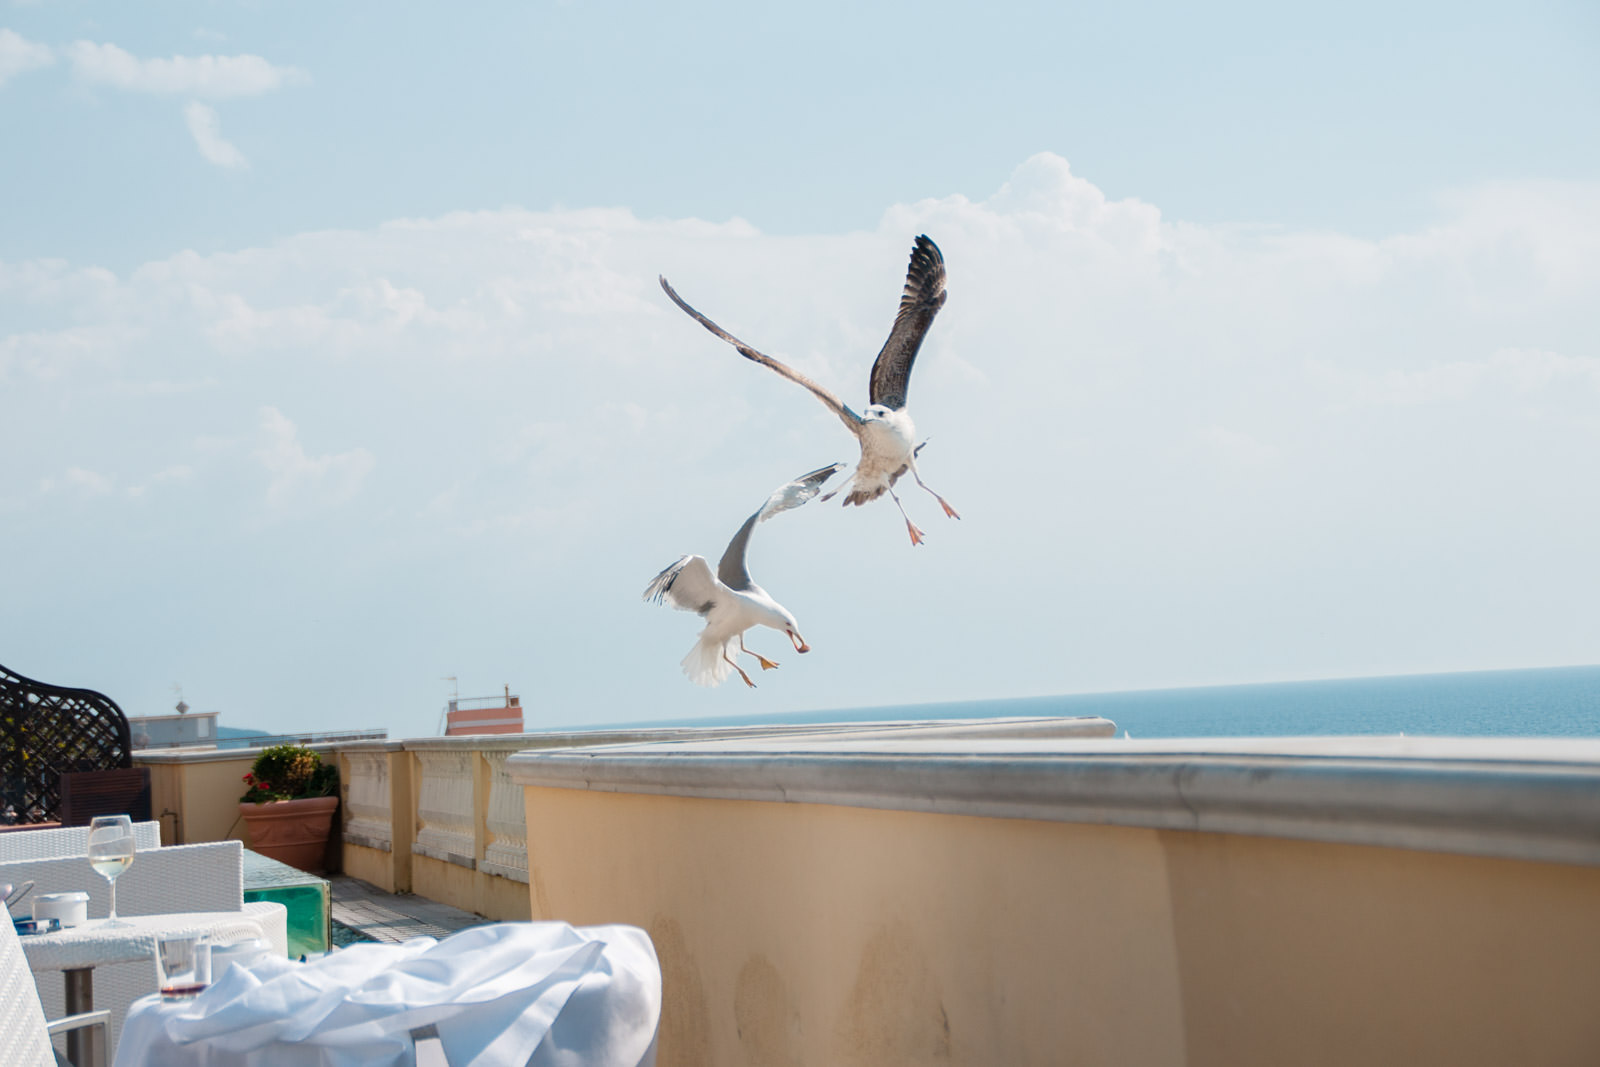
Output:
[86, 814, 136, 928]
[155, 932, 211, 999]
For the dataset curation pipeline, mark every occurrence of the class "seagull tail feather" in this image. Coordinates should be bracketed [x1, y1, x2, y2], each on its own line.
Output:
[842, 486, 886, 507]
[682, 634, 735, 687]
[839, 465, 903, 507]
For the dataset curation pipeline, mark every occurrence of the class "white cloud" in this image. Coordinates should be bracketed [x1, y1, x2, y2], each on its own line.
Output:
[0, 259, 121, 306]
[153, 463, 194, 482]
[66, 40, 307, 98]
[40, 467, 113, 496]
[1311, 347, 1600, 409]
[184, 101, 247, 169]
[980, 151, 1164, 251]
[253, 406, 375, 511]
[115, 376, 219, 397]
[126, 463, 195, 498]
[4, 154, 1598, 727]
[0, 27, 52, 86]
[0, 324, 137, 383]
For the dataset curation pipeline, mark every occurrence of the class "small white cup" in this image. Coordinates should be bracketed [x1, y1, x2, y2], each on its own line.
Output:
[32, 892, 89, 929]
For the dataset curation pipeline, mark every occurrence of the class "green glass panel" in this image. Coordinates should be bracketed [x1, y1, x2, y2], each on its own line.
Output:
[242, 849, 331, 958]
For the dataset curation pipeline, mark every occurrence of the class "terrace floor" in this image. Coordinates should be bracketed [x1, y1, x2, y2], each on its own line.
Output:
[329, 875, 490, 945]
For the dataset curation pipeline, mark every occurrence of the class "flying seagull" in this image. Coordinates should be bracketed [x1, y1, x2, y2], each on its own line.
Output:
[660, 234, 958, 546]
[643, 463, 843, 688]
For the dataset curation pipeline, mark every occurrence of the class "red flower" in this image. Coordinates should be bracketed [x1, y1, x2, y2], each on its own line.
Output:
[256, 781, 270, 791]
[243, 773, 254, 783]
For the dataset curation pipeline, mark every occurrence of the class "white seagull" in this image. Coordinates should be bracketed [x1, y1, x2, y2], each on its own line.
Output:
[643, 463, 843, 688]
[660, 234, 958, 546]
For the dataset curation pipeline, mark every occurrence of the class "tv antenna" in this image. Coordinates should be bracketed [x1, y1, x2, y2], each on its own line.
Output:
[437, 676, 458, 734]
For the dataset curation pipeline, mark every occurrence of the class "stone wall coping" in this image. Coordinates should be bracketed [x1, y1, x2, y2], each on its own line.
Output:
[330, 740, 410, 754]
[135, 746, 285, 765]
[136, 741, 358, 764]
[505, 734, 1600, 868]
[396, 716, 1114, 753]
[399, 732, 689, 753]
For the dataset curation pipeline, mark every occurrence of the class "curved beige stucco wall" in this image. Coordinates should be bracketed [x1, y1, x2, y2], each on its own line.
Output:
[523, 788, 1600, 1067]
[138, 749, 256, 845]
[526, 788, 1188, 1065]
[515, 737, 1600, 1067]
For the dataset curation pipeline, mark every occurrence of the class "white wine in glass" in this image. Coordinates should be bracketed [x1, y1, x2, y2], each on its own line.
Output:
[87, 814, 136, 928]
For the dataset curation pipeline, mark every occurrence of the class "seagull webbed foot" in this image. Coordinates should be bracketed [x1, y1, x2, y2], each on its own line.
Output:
[740, 637, 780, 671]
[725, 651, 758, 689]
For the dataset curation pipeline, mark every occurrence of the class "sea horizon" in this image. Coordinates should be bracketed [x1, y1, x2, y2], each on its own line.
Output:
[553, 663, 1600, 739]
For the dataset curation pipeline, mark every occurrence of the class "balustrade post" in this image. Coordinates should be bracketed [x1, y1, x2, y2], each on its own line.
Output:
[481, 748, 529, 884]
[333, 741, 410, 893]
[411, 748, 478, 869]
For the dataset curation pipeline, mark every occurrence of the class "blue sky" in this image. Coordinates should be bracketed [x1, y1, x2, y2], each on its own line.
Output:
[2, 1, 1598, 739]
[7, 1, 1596, 266]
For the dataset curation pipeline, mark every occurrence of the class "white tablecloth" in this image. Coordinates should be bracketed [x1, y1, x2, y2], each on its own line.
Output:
[113, 922, 660, 1067]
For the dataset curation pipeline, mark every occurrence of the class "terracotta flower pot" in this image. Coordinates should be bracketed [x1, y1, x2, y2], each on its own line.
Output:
[238, 795, 338, 874]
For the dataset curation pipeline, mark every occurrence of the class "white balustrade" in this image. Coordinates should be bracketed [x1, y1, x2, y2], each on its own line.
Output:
[342, 747, 395, 852]
[480, 749, 529, 883]
[412, 748, 477, 867]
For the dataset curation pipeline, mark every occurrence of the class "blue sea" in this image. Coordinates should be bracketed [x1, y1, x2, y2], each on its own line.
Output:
[589, 665, 1600, 738]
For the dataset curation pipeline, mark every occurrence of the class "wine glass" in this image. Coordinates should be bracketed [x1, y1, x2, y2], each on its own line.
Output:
[87, 814, 136, 928]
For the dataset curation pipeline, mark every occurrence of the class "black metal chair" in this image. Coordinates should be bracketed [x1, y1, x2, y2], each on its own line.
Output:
[59, 768, 151, 827]
[0, 663, 134, 826]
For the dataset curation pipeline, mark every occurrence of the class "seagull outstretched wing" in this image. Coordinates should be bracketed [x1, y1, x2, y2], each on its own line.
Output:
[868, 235, 947, 412]
[717, 463, 843, 591]
[660, 276, 864, 434]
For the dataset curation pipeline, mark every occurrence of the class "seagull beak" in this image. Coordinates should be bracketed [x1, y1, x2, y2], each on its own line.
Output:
[790, 631, 809, 654]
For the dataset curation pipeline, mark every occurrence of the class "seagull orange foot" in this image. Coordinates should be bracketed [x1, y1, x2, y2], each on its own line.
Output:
[906, 520, 927, 546]
[756, 656, 780, 671]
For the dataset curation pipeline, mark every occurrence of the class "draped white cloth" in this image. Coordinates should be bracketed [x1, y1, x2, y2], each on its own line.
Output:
[113, 922, 660, 1067]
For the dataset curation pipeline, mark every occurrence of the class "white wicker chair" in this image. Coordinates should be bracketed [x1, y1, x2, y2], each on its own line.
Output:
[0, 822, 162, 862]
[0, 840, 287, 1063]
[0, 840, 245, 922]
[2, 904, 110, 1067]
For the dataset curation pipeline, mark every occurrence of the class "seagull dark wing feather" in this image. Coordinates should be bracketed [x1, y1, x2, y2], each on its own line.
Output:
[868, 235, 947, 411]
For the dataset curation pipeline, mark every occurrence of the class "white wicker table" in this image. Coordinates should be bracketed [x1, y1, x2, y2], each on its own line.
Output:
[22, 903, 284, 1066]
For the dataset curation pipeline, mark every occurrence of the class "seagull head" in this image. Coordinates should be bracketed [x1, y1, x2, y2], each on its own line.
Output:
[862, 404, 894, 421]
[773, 608, 810, 654]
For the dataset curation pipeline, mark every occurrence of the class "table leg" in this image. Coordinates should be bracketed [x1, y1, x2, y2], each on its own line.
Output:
[64, 967, 95, 1067]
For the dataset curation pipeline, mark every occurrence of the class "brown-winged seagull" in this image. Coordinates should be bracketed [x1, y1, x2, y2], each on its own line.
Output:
[643, 463, 842, 688]
[660, 234, 958, 546]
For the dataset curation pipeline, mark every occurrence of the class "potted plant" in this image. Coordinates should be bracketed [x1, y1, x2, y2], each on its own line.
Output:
[238, 743, 340, 873]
